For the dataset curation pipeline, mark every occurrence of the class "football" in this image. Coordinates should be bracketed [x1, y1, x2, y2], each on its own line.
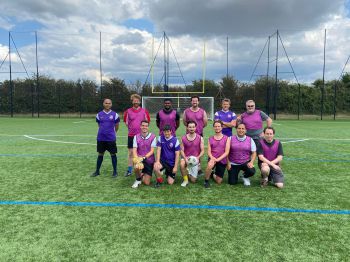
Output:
[187, 156, 198, 167]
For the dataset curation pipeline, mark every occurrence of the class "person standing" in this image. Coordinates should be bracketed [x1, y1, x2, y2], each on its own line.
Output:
[214, 98, 237, 137]
[91, 98, 120, 177]
[180, 121, 204, 187]
[131, 120, 157, 188]
[227, 123, 257, 186]
[257, 127, 284, 188]
[156, 98, 180, 136]
[123, 94, 150, 177]
[238, 99, 272, 146]
[183, 96, 208, 136]
[204, 120, 230, 188]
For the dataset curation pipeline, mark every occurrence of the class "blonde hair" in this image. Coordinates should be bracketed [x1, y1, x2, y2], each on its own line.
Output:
[130, 94, 141, 102]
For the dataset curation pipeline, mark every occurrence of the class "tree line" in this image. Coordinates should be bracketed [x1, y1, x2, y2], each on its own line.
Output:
[0, 74, 349, 116]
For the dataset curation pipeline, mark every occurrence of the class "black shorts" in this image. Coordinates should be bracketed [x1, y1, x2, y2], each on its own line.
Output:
[142, 161, 154, 176]
[160, 160, 176, 179]
[214, 162, 227, 178]
[127, 136, 134, 149]
[97, 141, 117, 154]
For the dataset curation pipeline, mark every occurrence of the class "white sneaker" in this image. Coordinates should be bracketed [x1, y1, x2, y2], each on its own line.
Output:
[131, 180, 142, 188]
[242, 177, 251, 186]
[181, 180, 189, 187]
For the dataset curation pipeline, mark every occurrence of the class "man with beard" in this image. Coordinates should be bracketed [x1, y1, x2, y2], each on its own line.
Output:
[123, 94, 150, 177]
[156, 98, 180, 136]
[180, 121, 204, 187]
[183, 96, 208, 137]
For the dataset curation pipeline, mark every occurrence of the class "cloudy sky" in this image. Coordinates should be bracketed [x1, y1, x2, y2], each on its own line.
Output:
[1, 0, 350, 85]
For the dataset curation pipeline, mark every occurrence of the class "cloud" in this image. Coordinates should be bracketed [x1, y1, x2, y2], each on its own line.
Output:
[149, 0, 345, 37]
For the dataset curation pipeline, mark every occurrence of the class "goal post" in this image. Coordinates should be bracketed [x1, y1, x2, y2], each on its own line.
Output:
[142, 96, 214, 120]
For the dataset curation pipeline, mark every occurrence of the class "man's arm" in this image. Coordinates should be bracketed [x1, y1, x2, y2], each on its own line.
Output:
[203, 110, 208, 127]
[198, 137, 205, 160]
[156, 112, 160, 128]
[182, 110, 187, 126]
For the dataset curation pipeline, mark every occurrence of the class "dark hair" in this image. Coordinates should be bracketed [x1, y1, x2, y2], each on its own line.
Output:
[103, 98, 112, 103]
[263, 126, 275, 134]
[191, 95, 200, 101]
[186, 120, 197, 127]
[236, 123, 246, 129]
[164, 98, 172, 103]
[163, 124, 171, 131]
[212, 120, 223, 127]
[221, 98, 231, 104]
[140, 120, 149, 126]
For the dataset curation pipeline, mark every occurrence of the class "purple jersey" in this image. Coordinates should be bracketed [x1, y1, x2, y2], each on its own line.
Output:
[184, 108, 205, 135]
[241, 110, 263, 130]
[208, 135, 228, 164]
[228, 135, 253, 164]
[133, 133, 156, 165]
[124, 107, 150, 136]
[181, 134, 202, 157]
[96, 110, 120, 141]
[158, 109, 177, 136]
[260, 139, 281, 165]
[214, 110, 237, 137]
[157, 135, 180, 166]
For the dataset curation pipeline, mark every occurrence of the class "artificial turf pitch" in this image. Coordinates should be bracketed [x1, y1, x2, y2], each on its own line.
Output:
[0, 118, 349, 261]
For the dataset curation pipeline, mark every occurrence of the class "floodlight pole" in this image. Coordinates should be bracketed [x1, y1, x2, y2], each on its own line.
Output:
[273, 30, 279, 120]
[321, 29, 326, 120]
[9, 31, 13, 117]
[266, 35, 271, 115]
[163, 32, 169, 95]
[226, 36, 229, 79]
[100, 31, 103, 102]
[35, 31, 40, 118]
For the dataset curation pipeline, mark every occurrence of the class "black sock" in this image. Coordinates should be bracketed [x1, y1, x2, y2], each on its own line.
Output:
[96, 155, 104, 172]
[111, 155, 117, 173]
[205, 179, 209, 183]
[136, 177, 142, 181]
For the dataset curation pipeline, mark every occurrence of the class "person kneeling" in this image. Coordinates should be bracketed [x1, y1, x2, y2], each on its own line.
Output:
[257, 127, 284, 188]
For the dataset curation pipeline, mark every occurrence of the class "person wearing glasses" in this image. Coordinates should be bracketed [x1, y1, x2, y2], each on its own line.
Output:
[237, 100, 272, 146]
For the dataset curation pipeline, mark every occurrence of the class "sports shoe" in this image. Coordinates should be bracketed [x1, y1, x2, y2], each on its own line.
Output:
[154, 181, 162, 188]
[132, 180, 142, 188]
[204, 181, 210, 188]
[112, 172, 118, 178]
[242, 177, 251, 186]
[181, 180, 189, 187]
[91, 171, 100, 177]
[124, 170, 132, 177]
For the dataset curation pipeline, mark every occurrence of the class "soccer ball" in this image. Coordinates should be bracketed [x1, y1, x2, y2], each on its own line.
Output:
[187, 156, 198, 167]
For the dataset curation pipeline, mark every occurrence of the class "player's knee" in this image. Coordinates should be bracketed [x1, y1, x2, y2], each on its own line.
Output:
[261, 166, 270, 175]
[275, 183, 284, 189]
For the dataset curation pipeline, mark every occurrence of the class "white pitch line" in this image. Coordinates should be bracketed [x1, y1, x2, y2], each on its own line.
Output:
[23, 135, 128, 146]
[281, 139, 309, 144]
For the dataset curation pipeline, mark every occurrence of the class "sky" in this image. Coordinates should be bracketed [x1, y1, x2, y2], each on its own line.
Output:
[1, 0, 350, 85]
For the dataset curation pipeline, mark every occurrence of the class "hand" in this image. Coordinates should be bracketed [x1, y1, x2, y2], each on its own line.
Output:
[271, 164, 281, 172]
[172, 167, 178, 174]
[154, 161, 161, 170]
[227, 163, 231, 170]
[247, 161, 254, 168]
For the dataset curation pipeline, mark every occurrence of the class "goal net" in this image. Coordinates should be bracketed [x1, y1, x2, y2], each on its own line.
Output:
[142, 96, 214, 120]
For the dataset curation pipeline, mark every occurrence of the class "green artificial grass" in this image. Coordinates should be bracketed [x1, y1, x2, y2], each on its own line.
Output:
[0, 118, 349, 261]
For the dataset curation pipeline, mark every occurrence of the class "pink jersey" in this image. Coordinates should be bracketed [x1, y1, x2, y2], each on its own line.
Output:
[184, 108, 205, 135]
[228, 135, 252, 164]
[124, 107, 150, 136]
[135, 133, 156, 165]
[159, 109, 177, 136]
[181, 134, 202, 157]
[208, 135, 228, 164]
[241, 110, 263, 130]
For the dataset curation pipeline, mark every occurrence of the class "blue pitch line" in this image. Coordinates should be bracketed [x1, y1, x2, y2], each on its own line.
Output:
[0, 200, 349, 215]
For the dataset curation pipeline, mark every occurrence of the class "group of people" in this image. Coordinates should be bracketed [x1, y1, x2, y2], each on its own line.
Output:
[91, 94, 284, 189]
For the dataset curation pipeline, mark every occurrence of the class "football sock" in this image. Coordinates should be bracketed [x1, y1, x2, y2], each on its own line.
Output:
[156, 177, 163, 183]
[183, 175, 188, 182]
[111, 155, 117, 173]
[96, 155, 104, 172]
[127, 166, 132, 172]
[136, 177, 142, 181]
[205, 179, 209, 183]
